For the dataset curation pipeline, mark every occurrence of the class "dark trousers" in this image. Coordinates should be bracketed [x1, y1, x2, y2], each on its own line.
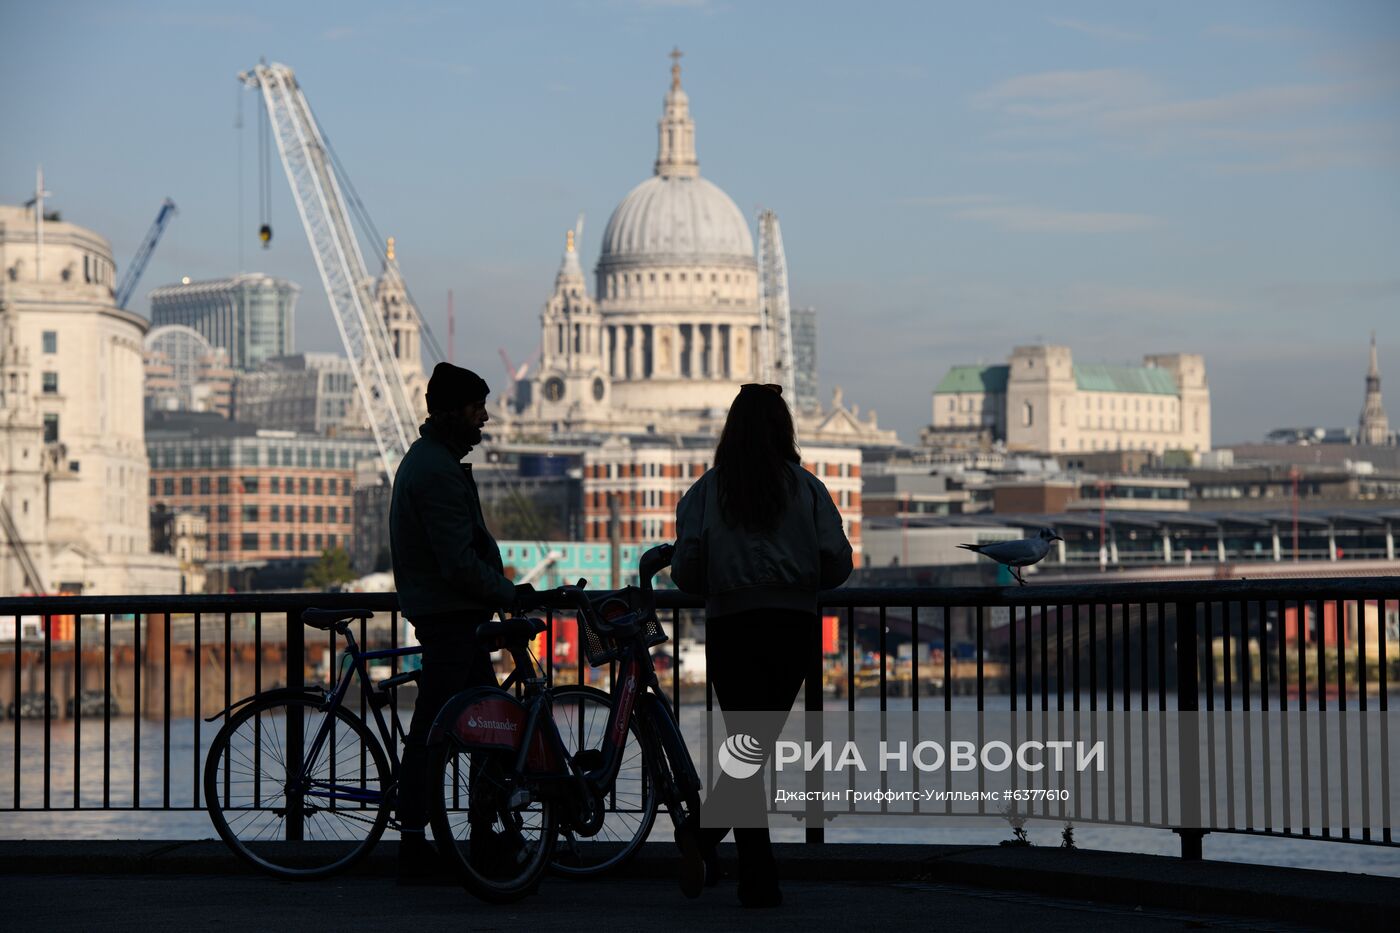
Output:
[397, 614, 497, 834]
[702, 608, 816, 885]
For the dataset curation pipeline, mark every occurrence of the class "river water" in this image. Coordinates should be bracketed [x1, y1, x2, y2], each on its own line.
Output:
[3, 696, 1398, 879]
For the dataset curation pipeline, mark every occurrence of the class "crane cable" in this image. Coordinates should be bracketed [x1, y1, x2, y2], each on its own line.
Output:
[258, 90, 272, 247]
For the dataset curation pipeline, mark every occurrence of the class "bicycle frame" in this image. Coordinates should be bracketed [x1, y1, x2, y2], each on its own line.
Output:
[216, 623, 422, 814]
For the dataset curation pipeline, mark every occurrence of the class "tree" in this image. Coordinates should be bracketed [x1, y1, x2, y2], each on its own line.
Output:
[304, 546, 357, 589]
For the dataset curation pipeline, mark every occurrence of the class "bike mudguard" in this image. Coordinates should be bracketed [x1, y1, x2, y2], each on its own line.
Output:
[427, 686, 563, 773]
[201, 686, 329, 723]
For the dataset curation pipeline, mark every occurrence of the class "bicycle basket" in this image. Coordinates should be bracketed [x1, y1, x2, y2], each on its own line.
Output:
[581, 587, 668, 668]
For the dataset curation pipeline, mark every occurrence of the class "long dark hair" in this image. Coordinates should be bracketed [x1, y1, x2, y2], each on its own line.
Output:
[714, 384, 801, 530]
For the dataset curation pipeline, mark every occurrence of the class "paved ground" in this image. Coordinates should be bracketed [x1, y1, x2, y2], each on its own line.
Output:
[1, 842, 1394, 932]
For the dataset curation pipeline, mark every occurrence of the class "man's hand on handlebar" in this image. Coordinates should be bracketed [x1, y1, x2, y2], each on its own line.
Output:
[512, 582, 539, 612]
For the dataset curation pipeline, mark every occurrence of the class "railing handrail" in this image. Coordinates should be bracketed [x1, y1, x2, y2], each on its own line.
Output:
[4, 575, 1399, 615]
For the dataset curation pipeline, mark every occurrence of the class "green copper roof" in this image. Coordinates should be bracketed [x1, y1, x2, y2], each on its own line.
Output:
[934, 365, 1009, 394]
[1073, 364, 1178, 395]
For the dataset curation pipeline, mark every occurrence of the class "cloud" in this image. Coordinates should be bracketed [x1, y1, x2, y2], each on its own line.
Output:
[1101, 81, 1372, 130]
[974, 69, 1165, 120]
[908, 195, 1158, 234]
[1049, 17, 1146, 43]
[974, 66, 1399, 171]
[1206, 24, 1310, 43]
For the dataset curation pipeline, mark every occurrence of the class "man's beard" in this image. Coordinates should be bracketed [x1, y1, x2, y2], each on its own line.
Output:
[439, 416, 483, 451]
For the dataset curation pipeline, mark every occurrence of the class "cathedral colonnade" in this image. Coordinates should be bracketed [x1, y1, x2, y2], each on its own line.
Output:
[602, 322, 760, 381]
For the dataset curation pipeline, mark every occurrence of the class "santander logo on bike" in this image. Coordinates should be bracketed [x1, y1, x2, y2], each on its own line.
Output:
[466, 714, 518, 733]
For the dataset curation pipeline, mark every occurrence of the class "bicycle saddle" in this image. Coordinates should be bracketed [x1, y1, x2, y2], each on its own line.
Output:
[301, 607, 374, 630]
[475, 617, 547, 641]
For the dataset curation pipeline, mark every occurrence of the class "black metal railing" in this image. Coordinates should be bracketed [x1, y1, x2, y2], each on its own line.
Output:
[1, 578, 1395, 859]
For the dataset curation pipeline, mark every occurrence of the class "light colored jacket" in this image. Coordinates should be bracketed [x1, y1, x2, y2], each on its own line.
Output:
[671, 462, 853, 618]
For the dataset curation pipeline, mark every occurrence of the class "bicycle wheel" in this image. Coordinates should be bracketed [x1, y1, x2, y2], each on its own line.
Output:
[204, 694, 390, 879]
[548, 685, 659, 877]
[428, 741, 556, 903]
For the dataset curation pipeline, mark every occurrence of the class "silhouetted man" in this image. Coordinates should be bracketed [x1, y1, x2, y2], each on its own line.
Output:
[389, 362, 532, 883]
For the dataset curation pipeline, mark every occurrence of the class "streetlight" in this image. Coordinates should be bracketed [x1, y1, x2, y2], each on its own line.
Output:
[1289, 467, 1300, 562]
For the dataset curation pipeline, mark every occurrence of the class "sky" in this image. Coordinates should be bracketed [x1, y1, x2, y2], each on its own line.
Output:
[2, 0, 1398, 445]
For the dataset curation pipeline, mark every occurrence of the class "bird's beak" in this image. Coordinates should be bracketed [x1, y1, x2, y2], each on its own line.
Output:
[1052, 534, 1063, 542]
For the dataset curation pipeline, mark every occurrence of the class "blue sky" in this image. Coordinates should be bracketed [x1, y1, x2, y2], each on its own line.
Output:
[2, 0, 1398, 444]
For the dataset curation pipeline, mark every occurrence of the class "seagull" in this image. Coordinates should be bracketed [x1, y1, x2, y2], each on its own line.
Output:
[957, 528, 1063, 585]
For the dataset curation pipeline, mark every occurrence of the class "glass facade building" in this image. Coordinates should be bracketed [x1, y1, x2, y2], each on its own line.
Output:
[149, 273, 299, 371]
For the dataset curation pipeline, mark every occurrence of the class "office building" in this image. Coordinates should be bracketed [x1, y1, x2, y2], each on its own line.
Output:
[149, 273, 298, 371]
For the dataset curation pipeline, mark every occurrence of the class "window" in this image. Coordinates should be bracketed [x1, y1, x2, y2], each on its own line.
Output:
[41, 372, 57, 394]
[326, 477, 336, 495]
[314, 533, 323, 550]
[217, 534, 229, 552]
[242, 505, 258, 522]
[300, 505, 309, 522]
[199, 477, 211, 495]
[296, 448, 307, 467]
[300, 477, 309, 495]
[313, 478, 323, 495]
[285, 476, 294, 493]
[270, 504, 280, 522]
[149, 479, 157, 496]
[270, 532, 280, 549]
[217, 476, 230, 494]
[217, 505, 229, 522]
[311, 449, 322, 468]
[327, 505, 337, 523]
[241, 476, 259, 494]
[1021, 401, 1033, 427]
[300, 533, 309, 551]
[240, 533, 258, 551]
[42, 331, 57, 354]
[42, 413, 59, 443]
[181, 477, 193, 495]
[270, 476, 280, 494]
[313, 505, 323, 523]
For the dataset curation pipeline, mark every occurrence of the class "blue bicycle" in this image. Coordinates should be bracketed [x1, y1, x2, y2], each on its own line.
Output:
[203, 609, 422, 878]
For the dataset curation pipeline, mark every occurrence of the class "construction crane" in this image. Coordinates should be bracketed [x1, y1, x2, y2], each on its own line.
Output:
[238, 61, 417, 482]
[114, 198, 177, 309]
[756, 208, 795, 399]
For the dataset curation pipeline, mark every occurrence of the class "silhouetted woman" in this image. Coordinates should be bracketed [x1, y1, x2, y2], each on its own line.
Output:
[671, 383, 853, 908]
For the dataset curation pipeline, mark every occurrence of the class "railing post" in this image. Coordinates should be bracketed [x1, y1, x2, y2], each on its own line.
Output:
[1174, 599, 1205, 860]
[805, 609, 824, 844]
[285, 608, 304, 842]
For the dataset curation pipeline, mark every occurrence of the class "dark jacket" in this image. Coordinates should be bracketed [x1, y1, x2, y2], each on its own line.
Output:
[671, 461, 853, 619]
[389, 420, 514, 621]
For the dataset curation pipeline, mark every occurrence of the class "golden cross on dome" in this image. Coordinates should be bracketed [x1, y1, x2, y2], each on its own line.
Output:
[669, 46, 683, 89]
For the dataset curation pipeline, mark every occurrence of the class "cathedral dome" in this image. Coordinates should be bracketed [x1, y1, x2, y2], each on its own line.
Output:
[598, 174, 753, 269]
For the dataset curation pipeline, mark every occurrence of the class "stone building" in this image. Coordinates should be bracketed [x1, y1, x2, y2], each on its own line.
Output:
[0, 197, 178, 595]
[1358, 334, 1391, 446]
[512, 53, 895, 447]
[929, 345, 1211, 457]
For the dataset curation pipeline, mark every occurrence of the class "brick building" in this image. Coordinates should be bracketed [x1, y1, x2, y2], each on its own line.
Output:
[145, 412, 378, 568]
[581, 438, 863, 557]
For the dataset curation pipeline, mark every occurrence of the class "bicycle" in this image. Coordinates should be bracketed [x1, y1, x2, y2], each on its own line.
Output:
[202, 609, 422, 879]
[426, 542, 703, 903]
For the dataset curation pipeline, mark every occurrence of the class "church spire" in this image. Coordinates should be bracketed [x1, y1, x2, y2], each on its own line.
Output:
[1359, 332, 1391, 446]
[556, 227, 583, 285]
[654, 47, 699, 179]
